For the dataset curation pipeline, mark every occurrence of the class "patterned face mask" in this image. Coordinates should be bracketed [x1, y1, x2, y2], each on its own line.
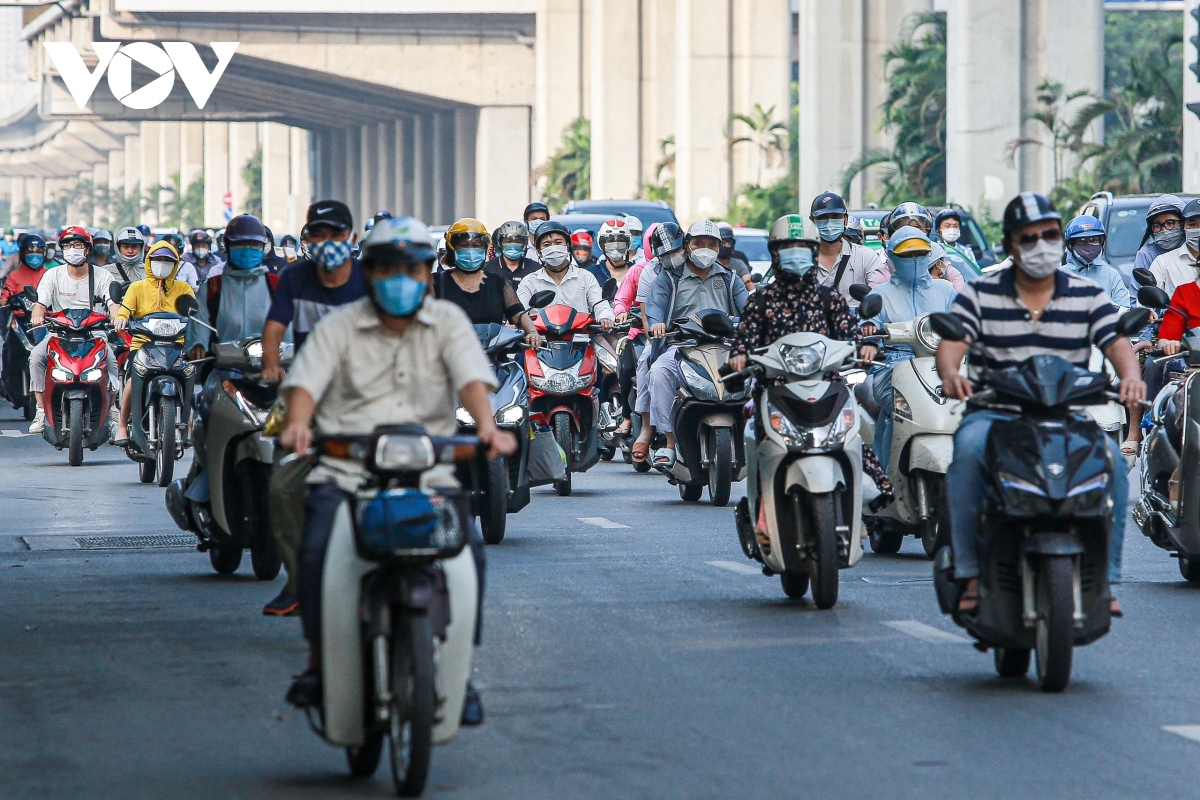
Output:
[311, 239, 352, 271]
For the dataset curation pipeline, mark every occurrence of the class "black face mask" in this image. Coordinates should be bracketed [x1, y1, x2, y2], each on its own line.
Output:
[718, 243, 734, 259]
[93, 244, 110, 257]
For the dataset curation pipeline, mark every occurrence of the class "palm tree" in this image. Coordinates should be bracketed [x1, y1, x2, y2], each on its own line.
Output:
[727, 104, 788, 186]
[641, 136, 675, 203]
[537, 118, 590, 212]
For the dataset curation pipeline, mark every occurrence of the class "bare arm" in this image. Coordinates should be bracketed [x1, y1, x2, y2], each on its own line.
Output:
[260, 319, 287, 383]
[936, 338, 973, 399]
[1103, 336, 1147, 405]
[279, 386, 316, 455]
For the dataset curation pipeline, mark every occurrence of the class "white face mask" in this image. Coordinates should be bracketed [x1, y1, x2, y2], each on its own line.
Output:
[1016, 238, 1063, 279]
[194, 247, 209, 260]
[662, 250, 685, 269]
[149, 260, 175, 280]
[690, 248, 718, 269]
[62, 247, 87, 266]
[540, 244, 570, 267]
[603, 242, 629, 262]
[941, 227, 960, 244]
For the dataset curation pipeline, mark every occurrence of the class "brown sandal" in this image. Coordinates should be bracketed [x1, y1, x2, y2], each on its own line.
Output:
[957, 578, 980, 614]
[631, 441, 650, 463]
[1110, 596, 1123, 617]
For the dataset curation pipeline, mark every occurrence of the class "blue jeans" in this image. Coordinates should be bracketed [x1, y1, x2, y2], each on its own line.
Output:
[948, 410, 1127, 582]
[870, 347, 914, 472]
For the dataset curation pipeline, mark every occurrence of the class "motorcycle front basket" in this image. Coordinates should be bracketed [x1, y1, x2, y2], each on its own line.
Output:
[353, 488, 469, 563]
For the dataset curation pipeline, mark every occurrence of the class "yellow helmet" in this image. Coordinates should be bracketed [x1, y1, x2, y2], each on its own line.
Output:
[445, 218, 489, 251]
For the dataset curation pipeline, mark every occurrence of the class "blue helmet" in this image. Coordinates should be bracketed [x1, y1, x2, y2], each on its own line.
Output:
[1064, 215, 1105, 241]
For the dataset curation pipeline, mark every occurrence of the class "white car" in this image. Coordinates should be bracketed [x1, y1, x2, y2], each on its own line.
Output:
[730, 226, 770, 281]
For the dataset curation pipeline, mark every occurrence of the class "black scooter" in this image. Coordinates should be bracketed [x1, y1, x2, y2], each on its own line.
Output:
[1, 286, 42, 420]
[929, 308, 1149, 692]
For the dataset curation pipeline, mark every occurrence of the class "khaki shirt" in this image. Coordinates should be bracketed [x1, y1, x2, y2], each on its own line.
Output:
[282, 297, 497, 489]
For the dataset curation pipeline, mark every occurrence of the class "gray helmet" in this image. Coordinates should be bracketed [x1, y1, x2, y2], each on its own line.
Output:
[493, 220, 528, 250]
[891, 202, 933, 233]
[114, 226, 146, 268]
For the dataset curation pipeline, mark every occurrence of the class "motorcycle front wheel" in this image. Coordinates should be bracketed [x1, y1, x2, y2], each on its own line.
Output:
[155, 398, 177, 487]
[208, 542, 243, 575]
[918, 474, 945, 559]
[480, 457, 509, 545]
[67, 398, 84, 466]
[1034, 554, 1074, 692]
[552, 412, 573, 497]
[707, 427, 733, 507]
[390, 611, 434, 797]
[806, 492, 840, 610]
[345, 733, 385, 777]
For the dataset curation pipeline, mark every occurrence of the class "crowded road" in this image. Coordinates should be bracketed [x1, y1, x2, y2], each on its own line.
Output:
[2, 403, 1200, 799]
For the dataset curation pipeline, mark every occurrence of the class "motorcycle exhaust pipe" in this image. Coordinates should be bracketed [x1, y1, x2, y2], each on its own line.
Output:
[914, 475, 930, 521]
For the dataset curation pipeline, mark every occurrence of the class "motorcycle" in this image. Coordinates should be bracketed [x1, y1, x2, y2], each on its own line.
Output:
[166, 333, 292, 579]
[117, 291, 199, 487]
[728, 303, 880, 608]
[40, 304, 117, 466]
[862, 313, 963, 558]
[656, 309, 749, 506]
[455, 322, 532, 545]
[616, 314, 648, 470]
[2, 286, 43, 421]
[305, 425, 479, 798]
[1130, 284, 1200, 581]
[594, 327, 626, 462]
[928, 308, 1149, 691]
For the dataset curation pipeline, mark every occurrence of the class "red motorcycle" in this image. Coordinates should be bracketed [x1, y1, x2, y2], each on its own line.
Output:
[523, 295, 626, 496]
[41, 308, 114, 466]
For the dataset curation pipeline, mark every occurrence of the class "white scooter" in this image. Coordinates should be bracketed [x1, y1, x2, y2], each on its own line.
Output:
[305, 425, 479, 798]
[730, 320, 877, 609]
[1084, 346, 1127, 446]
[864, 314, 963, 558]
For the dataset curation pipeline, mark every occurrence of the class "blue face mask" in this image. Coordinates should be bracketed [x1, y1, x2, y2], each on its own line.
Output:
[815, 218, 845, 243]
[891, 254, 929, 284]
[371, 273, 427, 317]
[455, 247, 487, 272]
[228, 245, 265, 270]
[311, 239, 352, 272]
[501, 242, 526, 261]
[778, 247, 815, 277]
[23, 253, 44, 269]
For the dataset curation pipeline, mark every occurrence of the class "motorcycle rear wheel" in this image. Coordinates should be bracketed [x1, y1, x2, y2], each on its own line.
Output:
[1034, 554, 1074, 692]
[868, 522, 904, 554]
[552, 413, 573, 497]
[994, 647, 1031, 678]
[67, 398, 84, 466]
[480, 457, 509, 544]
[138, 458, 156, 484]
[390, 612, 434, 797]
[708, 427, 733, 507]
[807, 492, 840, 610]
[208, 542, 243, 575]
[345, 733, 385, 777]
[780, 571, 809, 599]
[599, 446, 615, 461]
[155, 398, 177, 487]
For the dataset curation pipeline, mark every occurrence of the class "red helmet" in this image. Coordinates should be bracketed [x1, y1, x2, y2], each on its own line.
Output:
[59, 226, 92, 248]
[570, 229, 593, 248]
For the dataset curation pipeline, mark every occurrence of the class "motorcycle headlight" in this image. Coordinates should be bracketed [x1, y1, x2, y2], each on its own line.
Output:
[51, 366, 72, 382]
[595, 347, 618, 373]
[680, 360, 718, 401]
[532, 367, 591, 394]
[997, 470, 1054, 516]
[779, 342, 827, 377]
[893, 390, 913, 420]
[1061, 472, 1110, 516]
[456, 407, 475, 426]
[915, 315, 942, 352]
[495, 404, 525, 426]
[81, 367, 103, 383]
[825, 396, 856, 446]
[133, 349, 153, 376]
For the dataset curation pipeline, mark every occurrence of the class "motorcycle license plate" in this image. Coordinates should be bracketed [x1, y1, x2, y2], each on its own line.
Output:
[572, 334, 591, 343]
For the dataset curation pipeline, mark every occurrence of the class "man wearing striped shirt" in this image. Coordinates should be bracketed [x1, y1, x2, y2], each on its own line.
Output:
[935, 193, 1146, 617]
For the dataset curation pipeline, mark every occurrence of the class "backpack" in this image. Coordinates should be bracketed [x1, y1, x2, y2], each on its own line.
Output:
[206, 272, 280, 323]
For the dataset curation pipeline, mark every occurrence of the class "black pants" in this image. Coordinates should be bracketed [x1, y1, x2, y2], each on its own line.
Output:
[617, 334, 644, 417]
[1144, 355, 1186, 406]
[298, 482, 486, 645]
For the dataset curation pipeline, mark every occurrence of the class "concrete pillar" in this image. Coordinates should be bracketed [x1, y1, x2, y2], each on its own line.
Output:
[91, 161, 108, 227]
[260, 121, 291, 234]
[946, 0, 1021, 216]
[158, 121, 181, 223]
[454, 108, 477, 221]
[1187, 0, 1200, 193]
[138, 122, 160, 225]
[374, 123, 393, 218]
[107, 147, 124, 199]
[675, 0, 733, 225]
[798, 1, 863, 218]
[730, 0, 792, 192]
[432, 112, 453, 225]
[393, 119, 408, 215]
[535, 0, 586, 170]
[641, 0, 675, 192]
[10, 177, 26, 225]
[229, 122, 259, 217]
[288, 126, 310, 234]
[476, 106, 532, 226]
[590, 0, 641, 200]
[123, 134, 140, 201]
[359, 124, 377, 226]
[414, 115, 434, 223]
[203, 121, 230, 227]
[27, 176, 44, 228]
[180, 121, 204, 195]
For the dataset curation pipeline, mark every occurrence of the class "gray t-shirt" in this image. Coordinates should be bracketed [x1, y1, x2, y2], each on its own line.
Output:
[674, 268, 735, 320]
[724, 257, 750, 277]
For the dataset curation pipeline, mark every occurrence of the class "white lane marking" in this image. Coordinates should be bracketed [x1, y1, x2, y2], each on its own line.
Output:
[0, 430, 34, 437]
[707, 560, 761, 576]
[1163, 726, 1200, 743]
[883, 620, 971, 644]
[577, 517, 629, 529]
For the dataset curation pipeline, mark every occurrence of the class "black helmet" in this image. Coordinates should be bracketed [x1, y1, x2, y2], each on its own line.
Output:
[810, 191, 847, 219]
[933, 208, 962, 232]
[224, 214, 269, 246]
[532, 219, 571, 248]
[164, 232, 186, 254]
[523, 201, 550, 222]
[19, 233, 44, 255]
[649, 222, 685, 257]
[1002, 192, 1061, 237]
[188, 228, 212, 245]
[878, 210, 893, 237]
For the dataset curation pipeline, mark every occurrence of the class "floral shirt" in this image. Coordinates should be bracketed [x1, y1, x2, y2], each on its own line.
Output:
[731, 270, 862, 357]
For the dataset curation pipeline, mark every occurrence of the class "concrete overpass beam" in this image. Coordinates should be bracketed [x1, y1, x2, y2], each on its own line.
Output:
[675, 0, 733, 225]
[946, 0, 1021, 216]
[454, 109, 477, 222]
[591, 0, 641, 200]
[262, 122, 291, 236]
[476, 106, 532, 226]
[204, 122, 230, 228]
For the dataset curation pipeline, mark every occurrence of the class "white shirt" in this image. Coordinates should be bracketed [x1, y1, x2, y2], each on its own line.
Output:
[516, 263, 614, 321]
[1149, 246, 1200, 300]
[813, 240, 883, 307]
[36, 264, 116, 313]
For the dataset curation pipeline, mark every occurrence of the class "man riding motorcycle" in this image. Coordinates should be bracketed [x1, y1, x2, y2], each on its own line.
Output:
[89, 229, 115, 270]
[644, 219, 748, 469]
[183, 228, 223, 286]
[933, 208, 982, 280]
[278, 215, 515, 726]
[861, 227, 958, 472]
[809, 191, 878, 305]
[936, 192, 1145, 617]
[629, 222, 683, 463]
[108, 227, 148, 284]
[484, 220, 540, 288]
[1, 234, 48, 305]
[515, 220, 614, 328]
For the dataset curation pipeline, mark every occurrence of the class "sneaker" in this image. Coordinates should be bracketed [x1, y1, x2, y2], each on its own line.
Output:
[263, 590, 300, 617]
[460, 683, 484, 726]
[28, 408, 45, 434]
[286, 667, 322, 709]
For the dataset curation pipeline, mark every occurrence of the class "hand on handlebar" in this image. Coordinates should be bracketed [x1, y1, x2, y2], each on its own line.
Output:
[188, 345, 207, 362]
[859, 344, 878, 362]
[650, 323, 666, 339]
[260, 364, 286, 384]
[599, 317, 614, 331]
[860, 323, 877, 336]
[942, 372, 973, 400]
[1161, 339, 1181, 356]
[114, 317, 128, 332]
[525, 331, 544, 348]
[615, 312, 629, 324]
[280, 421, 313, 455]
[728, 354, 747, 373]
[479, 427, 518, 459]
[1119, 376, 1147, 406]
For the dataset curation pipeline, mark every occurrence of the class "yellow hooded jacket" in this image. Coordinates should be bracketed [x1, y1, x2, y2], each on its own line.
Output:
[116, 240, 196, 350]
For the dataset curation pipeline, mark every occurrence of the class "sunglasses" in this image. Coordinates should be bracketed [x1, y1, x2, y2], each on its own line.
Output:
[1017, 228, 1062, 247]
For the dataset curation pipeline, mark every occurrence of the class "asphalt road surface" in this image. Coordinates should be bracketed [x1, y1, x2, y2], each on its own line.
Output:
[2, 403, 1200, 799]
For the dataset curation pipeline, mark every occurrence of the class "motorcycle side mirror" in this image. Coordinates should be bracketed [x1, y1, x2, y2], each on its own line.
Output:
[175, 294, 199, 317]
[858, 294, 883, 320]
[848, 283, 872, 302]
[699, 312, 735, 338]
[22, 285, 37, 301]
[109, 282, 126, 304]
[1132, 267, 1157, 287]
[1116, 307, 1152, 336]
[750, 273, 763, 283]
[527, 290, 556, 309]
[929, 312, 967, 342]
[601, 277, 618, 302]
[1137, 285, 1170, 310]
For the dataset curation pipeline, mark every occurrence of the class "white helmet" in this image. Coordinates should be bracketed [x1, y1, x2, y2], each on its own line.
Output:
[623, 214, 643, 242]
[597, 218, 632, 246]
[115, 226, 146, 268]
[686, 219, 721, 241]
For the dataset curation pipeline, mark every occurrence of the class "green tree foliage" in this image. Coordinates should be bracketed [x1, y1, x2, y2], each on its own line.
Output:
[641, 136, 676, 204]
[242, 147, 263, 218]
[1105, 10, 1181, 92]
[728, 104, 788, 186]
[840, 11, 946, 207]
[161, 172, 205, 231]
[726, 84, 799, 229]
[538, 117, 590, 212]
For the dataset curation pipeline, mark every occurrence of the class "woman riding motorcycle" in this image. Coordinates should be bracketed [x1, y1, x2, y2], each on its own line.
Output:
[433, 218, 542, 347]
